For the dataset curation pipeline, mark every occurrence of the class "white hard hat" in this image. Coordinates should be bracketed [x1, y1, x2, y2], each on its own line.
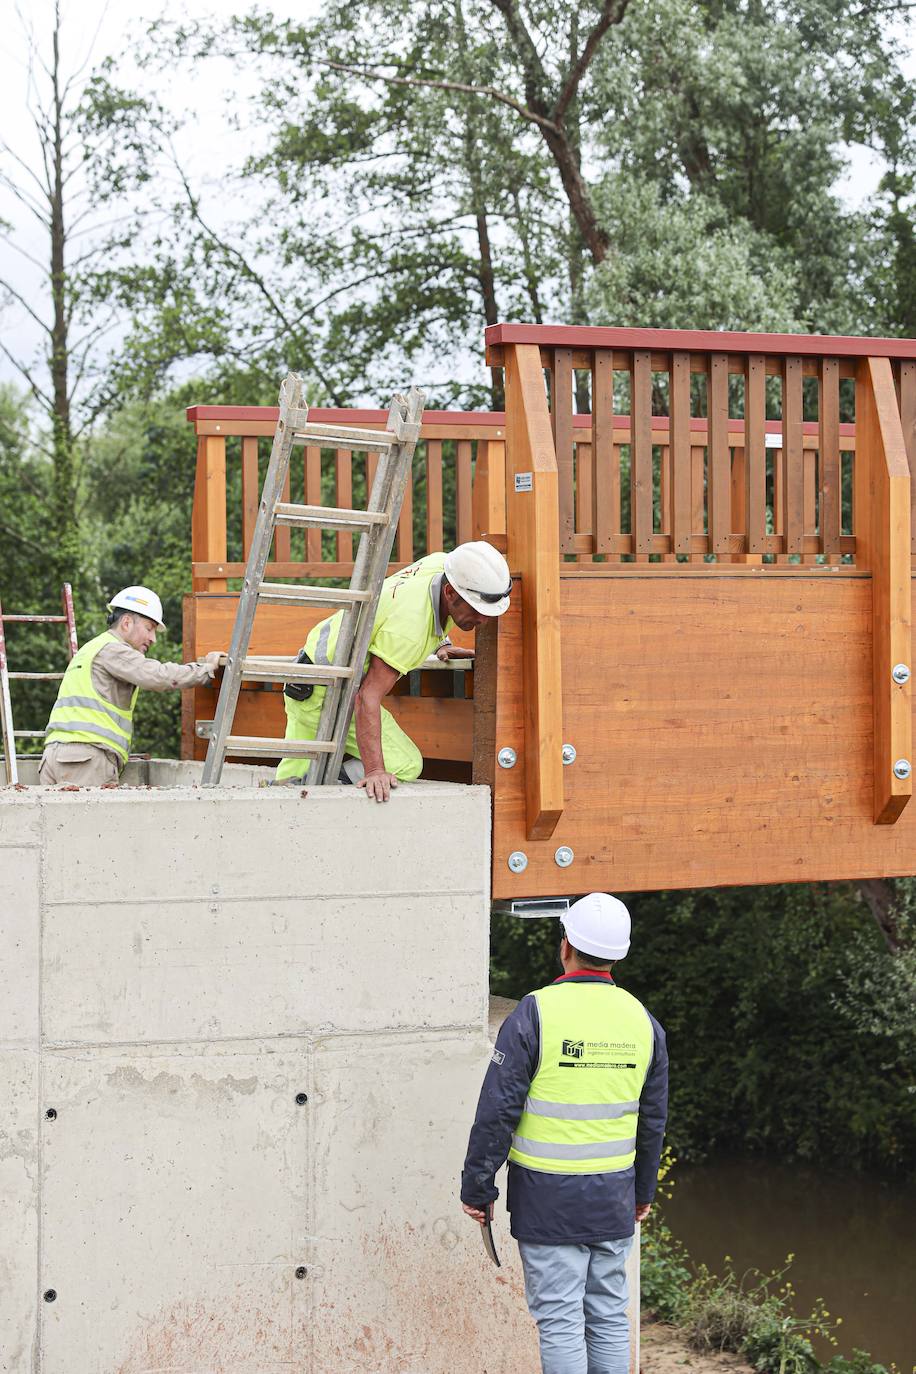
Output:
[443, 542, 512, 616]
[563, 893, 631, 961]
[107, 586, 166, 630]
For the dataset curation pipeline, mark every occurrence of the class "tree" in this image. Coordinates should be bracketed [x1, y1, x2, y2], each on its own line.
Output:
[0, 2, 163, 580]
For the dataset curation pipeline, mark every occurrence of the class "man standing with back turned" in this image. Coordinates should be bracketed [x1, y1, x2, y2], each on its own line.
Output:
[461, 893, 668, 1374]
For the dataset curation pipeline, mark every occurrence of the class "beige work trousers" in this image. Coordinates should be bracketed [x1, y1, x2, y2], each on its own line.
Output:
[38, 742, 120, 786]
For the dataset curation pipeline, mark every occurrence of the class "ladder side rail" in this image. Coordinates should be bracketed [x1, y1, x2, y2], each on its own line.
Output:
[0, 597, 18, 785]
[305, 441, 401, 784]
[324, 390, 424, 783]
[62, 582, 78, 657]
[202, 374, 304, 784]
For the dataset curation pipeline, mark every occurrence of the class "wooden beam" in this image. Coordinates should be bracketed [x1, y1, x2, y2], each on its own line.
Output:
[504, 342, 565, 839]
[472, 438, 507, 544]
[857, 356, 912, 823]
[191, 436, 227, 592]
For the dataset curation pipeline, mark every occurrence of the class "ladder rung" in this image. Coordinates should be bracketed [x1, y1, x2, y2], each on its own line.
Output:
[197, 725, 338, 758]
[292, 422, 395, 452]
[8, 672, 65, 680]
[13, 730, 46, 737]
[258, 583, 371, 609]
[0, 614, 67, 623]
[231, 656, 354, 685]
[273, 503, 389, 532]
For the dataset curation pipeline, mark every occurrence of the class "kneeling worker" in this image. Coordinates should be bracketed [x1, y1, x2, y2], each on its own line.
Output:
[276, 542, 511, 801]
[461, 894, 668, 1374]
[40, 586, 221, 786]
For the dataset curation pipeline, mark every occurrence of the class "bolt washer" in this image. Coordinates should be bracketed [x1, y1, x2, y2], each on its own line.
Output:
[508, 851, 528, 873]
[554, 846, 574, 868]
[893, 758, 912, 780]
[498, 747, 517, 769]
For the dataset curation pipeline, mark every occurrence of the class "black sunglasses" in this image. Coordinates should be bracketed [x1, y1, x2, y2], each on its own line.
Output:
[463, 584, 512, 604]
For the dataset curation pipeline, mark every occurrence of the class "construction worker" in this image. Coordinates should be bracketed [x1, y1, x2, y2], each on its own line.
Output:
[276, 542, 511, 801]
[460, 894, 668, 1374]
[39, 586, 221, 786]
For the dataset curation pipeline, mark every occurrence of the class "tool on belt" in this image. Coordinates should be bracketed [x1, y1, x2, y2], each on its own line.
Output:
[284, 648, 314, 701]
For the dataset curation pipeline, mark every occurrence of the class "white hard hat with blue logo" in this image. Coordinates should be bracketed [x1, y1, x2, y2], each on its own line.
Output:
[107, 586, 166, 630]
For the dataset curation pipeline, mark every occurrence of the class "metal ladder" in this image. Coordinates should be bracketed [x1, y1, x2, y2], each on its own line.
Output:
[0, 583, 79, 785]
[201, 373, 424, 785]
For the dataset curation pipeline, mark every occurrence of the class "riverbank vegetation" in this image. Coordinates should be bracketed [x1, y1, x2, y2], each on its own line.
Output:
[642, 1214, 896, 1374]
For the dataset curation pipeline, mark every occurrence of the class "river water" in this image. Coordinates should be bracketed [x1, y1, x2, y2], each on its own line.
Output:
[661, 1158, 916, 1371]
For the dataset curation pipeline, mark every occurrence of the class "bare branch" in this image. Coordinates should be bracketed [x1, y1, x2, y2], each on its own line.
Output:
[486, 0, 552, 116]
[318, 58, 560, 134]
[0, 340, 52, 411]
[0, 237, 48, 275]
[0, 174, 52, 228]
[553, 0, 631, 121]
[0, 278, 51, 335]
[0, 137, 52, 201]
[0, 517, 46, 556]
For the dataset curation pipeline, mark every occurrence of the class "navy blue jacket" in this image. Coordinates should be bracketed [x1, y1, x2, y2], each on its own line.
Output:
[461, 972, 668, 1244]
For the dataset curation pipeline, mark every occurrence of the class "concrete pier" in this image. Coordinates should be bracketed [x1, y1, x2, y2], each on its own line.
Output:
[1, 771, 636, 1372]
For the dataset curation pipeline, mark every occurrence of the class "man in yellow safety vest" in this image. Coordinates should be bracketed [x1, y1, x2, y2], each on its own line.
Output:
[461, 893, 669, 1374]
[276, 541, 512, 801]
[40, 585, 221, 787]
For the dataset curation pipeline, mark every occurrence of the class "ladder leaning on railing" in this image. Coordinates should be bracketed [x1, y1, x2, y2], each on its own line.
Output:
[0, 584, 79, 785]
[200, 373, 424, 785]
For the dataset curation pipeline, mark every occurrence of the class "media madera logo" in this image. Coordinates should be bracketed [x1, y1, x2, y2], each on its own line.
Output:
[562, 1039, 584, 1058]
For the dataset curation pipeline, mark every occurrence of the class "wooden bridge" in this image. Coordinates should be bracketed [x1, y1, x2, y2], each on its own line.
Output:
[185, 324, 916, 899]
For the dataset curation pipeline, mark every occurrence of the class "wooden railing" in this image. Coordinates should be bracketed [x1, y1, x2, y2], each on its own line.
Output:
[486, 324, 916, 836]
[186, 405, 508, 591]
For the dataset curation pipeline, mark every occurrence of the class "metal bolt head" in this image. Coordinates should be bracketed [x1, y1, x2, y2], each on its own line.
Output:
[893, 758, 912, 780]
[562, 744, 577, 766]
[892, 663, 911, 685]
[295, 1092, 308, 1106]
[295, 1266, 307, 1280]
[497, 747, 517, 770]
[45, 1108, 57, 1121]
[555, 846, 574, 868]
[507, 851, 528, 873]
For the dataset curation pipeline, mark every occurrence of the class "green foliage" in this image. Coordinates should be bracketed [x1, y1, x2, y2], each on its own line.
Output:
[491, 882, 916, 1177]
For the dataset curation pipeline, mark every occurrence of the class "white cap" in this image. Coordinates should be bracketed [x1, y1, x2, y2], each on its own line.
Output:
[443, 542, 512, 616]
[107, 586, 166, 630]
[563, 892, 631, 960]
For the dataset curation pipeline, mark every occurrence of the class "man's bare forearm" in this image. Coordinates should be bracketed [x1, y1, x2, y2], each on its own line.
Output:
[354, 692, 385, 773]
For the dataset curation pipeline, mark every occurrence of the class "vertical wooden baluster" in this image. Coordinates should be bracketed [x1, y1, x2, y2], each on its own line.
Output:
[670, 351, 691, 557]
[592, 349, 617, 557]
[782, 356, 804, 555]
[773, 442, 788, 562]
[707, 353, 730, 561]
[398, 449, 414, 565]
[899, 360, 916, 568]
[426, 439, 443, 552]
[660, 443, 676, 561]
[457, 439, 473, 545]
[746, 355, 767, 558]
[690, 441, 706, 562]
[335, 448, 353, 568]
[552, 347, 575, 552]
[241, 437, 259, 560]
[818, 360, 840, 564]
[731, 447, 748, 561]
[304, 445, 321, 565]
[194, 434, 227, 591]
[576, 440, 593, 561]
[632, 350, 652, 560]
[803, 441, 818, 564]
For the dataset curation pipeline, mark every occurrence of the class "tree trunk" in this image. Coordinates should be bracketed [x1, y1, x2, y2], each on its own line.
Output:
[49, 5, 79, 580]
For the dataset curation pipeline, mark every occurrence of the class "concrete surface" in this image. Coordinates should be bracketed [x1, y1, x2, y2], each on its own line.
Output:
[1, 774, 638, 1372]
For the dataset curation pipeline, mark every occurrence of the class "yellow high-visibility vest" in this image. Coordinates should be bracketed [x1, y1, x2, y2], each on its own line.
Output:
[508, 978, 654, 1175]
[44, 631, 138, 765]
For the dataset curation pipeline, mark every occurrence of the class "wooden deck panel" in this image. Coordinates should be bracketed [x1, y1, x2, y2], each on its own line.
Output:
[486, 572, 916, 899]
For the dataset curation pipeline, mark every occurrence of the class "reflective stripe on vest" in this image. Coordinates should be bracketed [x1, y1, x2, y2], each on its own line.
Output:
[45, 631, 138, 764]
[508, 981, 654, 1176]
